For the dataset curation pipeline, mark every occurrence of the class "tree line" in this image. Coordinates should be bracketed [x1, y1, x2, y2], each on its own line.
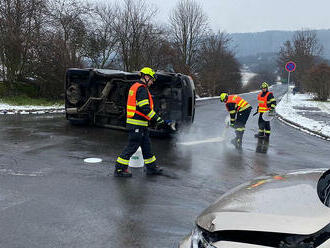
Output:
[244, 29, 330, 101]
[277, 30, 330, 101]
[0, 0, 241, 99]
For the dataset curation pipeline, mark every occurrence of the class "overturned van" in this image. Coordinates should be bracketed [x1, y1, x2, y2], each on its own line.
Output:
[65, 68, 195, 133]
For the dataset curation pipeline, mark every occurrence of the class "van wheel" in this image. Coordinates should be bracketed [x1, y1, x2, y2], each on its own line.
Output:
[66, 84, 82, 105]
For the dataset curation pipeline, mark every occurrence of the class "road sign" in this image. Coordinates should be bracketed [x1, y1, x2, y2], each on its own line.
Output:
[285, 61, 296, 72]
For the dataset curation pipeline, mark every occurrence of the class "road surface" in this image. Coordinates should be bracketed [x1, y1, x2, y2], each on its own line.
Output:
[0, 85, 329, 248]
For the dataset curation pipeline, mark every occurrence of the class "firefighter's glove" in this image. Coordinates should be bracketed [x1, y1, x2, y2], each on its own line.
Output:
[155, 117, 165, 129]
[269, 108, 275, 117]
[156, 117, 164, 124]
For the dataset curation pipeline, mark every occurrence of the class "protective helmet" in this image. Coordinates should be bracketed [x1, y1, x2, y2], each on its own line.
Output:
[220, 93, 228, 102]
[261, 82, 269, 89]
[140, 67, 156, 80]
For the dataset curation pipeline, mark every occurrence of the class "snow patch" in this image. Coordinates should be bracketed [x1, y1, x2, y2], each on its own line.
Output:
[0, 102, 65, 115]
[276, 93, 330, 139]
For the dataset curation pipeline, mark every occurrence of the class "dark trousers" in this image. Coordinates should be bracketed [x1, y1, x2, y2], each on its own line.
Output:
[115, 128, 156, 169]
[234, 107, 251, 139]
[258, 114, 271, 137]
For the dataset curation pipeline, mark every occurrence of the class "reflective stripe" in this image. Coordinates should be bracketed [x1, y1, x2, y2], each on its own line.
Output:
[229, 110, 236, 114]
[267, 98, 276, 103]
[230, 118, 235, 121]
[259, 129, 264, 132]
[144, 156, 156, 164]
[236, 127, 245, 132]
[258, 100, 264, 103]
[239, 104, 251, 112]
[265, 130, 271, 134]
[238, 99, 248, 107]
[117, 157, 129, 165]
[127, 105, 136, 117]
[271, 104, 276, 108]
[126, 118, 148, 126]
[137, 99, 149, 107]
[147, 110, 156, 119]
[259, 107, 268, 113]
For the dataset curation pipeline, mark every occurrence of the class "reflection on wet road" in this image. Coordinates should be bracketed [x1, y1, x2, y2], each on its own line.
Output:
[0, 85, 329, 248]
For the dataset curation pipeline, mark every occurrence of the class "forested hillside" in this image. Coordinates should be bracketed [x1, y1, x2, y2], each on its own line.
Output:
[231, 29, 330, 59]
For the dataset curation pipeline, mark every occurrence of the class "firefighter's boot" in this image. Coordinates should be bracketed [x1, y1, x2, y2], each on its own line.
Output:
[231, 138, 238, 146]
[145, 165, 163, 175]
[236, 131, 244, 150]
[114, 167, 132, 177]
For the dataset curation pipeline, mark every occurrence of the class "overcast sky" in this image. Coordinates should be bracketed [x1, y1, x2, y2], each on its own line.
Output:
[91, 0, 330, 33]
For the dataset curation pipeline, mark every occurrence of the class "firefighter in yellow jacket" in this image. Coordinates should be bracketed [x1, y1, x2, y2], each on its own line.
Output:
[220, 93, 252, 149]
[114, 67, 166, 177]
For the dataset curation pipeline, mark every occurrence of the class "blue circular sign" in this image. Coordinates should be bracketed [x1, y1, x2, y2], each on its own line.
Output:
[285, 61, 296, 72]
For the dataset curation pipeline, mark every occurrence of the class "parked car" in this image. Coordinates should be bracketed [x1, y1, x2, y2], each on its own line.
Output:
[65, 68, 195, 134]
[179, 169, 330, 248]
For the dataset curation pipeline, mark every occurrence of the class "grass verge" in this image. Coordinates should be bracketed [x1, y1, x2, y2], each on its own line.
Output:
[0, 96, 63, 106]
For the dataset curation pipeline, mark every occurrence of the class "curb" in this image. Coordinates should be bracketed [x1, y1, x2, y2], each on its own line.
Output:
[195, 91, 260, 106]
[196, 97, 219, 106]
[275, 97, 330, 141]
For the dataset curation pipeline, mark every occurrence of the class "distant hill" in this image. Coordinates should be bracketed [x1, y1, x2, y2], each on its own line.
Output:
[230, 29, 330, 59]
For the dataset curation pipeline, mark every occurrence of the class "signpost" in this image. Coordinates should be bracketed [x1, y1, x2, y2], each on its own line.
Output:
[285, 61, 296, 101]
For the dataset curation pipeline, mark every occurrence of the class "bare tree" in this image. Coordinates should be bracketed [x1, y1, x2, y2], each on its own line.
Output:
[0, 0, 47, 87]
[47, 0, 90, 68]
[82, 3, 118, 68]
[28, 0, 91, 98]
[114, 0, 158, 71]
[197, 31, 241, 96]
[306, 63, 330, 101]
[169, 0, 208, 72]
[277, 29, 323, 90]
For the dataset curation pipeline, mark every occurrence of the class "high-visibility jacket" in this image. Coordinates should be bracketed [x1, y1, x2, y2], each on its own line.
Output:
[226, 95, 250, 112]
[258, 91, 276, 113]
[126, 82, 157, 127]
[226, 95, 251, 123]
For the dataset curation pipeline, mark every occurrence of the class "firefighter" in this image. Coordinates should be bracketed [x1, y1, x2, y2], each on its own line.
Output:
[255, 82, 276, 140]
[114, 67, 168, 177]
[220, 93, 252, 149]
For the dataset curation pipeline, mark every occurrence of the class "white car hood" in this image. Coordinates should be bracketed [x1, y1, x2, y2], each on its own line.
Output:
[197, 169, 330, 235]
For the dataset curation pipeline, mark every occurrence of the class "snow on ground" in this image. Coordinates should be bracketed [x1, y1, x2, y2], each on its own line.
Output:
[241, 70, 257, 86]
[0, 102, 65, 115]
[276, 93, 330, 139]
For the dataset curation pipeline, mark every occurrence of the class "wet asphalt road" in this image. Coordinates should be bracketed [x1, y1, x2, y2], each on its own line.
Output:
[0, 85, 329, 248]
